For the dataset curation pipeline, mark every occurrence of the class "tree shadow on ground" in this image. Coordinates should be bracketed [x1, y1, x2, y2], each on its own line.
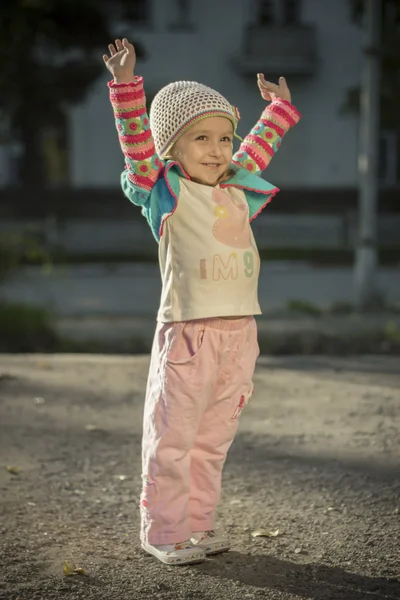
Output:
[196, 551, 400, 600]
[230, 430, 400, 485]
[257, 355, 400, 382]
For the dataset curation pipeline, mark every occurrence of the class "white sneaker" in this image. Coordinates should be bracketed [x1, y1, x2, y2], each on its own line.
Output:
[191, 530, 230, 555]
[141, 539, 206, 565]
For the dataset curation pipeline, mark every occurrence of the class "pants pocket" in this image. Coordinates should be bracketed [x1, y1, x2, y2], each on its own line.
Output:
[165, 321, 207, 365]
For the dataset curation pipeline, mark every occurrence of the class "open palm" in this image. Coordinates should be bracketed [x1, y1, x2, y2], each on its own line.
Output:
[103, 38, 136, 83]
[257, 74, 291, 104]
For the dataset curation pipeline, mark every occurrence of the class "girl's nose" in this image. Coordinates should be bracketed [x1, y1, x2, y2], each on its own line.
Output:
[208, 144, 222, 157]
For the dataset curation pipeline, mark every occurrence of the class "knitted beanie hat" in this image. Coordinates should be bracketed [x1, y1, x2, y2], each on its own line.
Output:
[149, 81, 240, 158]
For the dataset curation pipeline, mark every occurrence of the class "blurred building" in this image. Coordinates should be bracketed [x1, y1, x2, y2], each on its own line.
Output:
[0, 0, 398, 255]
[71, 0, 365, 191]
[0, 0, 366, 192]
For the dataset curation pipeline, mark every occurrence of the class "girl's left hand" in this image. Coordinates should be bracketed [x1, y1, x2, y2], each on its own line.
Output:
[257, 74, 291, 104]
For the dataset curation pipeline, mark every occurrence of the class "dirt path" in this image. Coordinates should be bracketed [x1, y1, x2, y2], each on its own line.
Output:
[0, 354, 399, 600]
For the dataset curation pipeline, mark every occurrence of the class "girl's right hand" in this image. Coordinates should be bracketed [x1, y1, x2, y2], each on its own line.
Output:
[103, 38, 136, 84]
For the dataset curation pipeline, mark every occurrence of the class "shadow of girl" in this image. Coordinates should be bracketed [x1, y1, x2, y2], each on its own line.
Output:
[195, 552, 400, 600]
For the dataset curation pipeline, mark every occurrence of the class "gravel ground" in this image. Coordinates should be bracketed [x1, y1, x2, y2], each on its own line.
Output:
[0, 354, 399, 600]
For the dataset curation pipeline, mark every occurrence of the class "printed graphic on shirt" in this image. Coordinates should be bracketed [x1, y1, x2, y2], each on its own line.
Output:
[212, 188, 252, 249]
[199, 251, 256, 281]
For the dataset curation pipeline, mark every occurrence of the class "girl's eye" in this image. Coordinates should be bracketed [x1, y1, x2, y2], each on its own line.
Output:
[195, 135, 232, 142]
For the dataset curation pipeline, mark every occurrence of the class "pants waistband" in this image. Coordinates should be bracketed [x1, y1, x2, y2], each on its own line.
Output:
[192, 316, 254, 331]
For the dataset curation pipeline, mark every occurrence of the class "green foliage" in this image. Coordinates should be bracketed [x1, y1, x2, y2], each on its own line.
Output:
[384, 319, 400, 340]
[286, 299, 322, 316]
[0, 300, 58, 352]
[0, 230, 50, 283]
[329, 301, 355, 314]
[0, 0, 145, 186]
[0, 230, 56, 350]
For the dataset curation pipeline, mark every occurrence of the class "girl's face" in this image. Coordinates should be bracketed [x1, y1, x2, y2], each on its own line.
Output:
[170, 116, 234, 186]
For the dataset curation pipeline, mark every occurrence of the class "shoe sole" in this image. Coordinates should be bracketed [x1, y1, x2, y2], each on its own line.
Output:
[141, 542, 206, 565]
[205, 545, 230, 556]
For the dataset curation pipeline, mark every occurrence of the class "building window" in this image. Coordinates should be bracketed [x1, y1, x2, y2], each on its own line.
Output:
[258, 0, 274, 25]
[169, 0, 194, 30]
[283, 0, 301, 24]
[257, 0, 301, 25]
[124, 0, 151, 26]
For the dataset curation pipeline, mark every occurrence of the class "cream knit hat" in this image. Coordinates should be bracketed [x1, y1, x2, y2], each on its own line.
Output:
[149, 81, 240, 158]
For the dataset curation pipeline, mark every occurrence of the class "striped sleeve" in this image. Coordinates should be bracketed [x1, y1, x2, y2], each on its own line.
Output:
[108, 77, 164, 200]
[232, 99, 301, 175]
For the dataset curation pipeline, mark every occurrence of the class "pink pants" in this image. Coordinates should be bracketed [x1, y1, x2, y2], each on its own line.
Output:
[140, 316, 259, 545]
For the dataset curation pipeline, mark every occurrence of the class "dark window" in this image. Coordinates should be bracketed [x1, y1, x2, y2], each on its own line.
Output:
[257, 0, 301, 26]
[124, 0, 150, 26]
[258, 0, 274, 25]
[176, 0, 190, 21]
[169, 0, 194, 29]
[283, 0, 301, 24]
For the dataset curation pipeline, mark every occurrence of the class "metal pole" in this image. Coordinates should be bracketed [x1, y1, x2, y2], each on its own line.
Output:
[354, 0, 382, 309]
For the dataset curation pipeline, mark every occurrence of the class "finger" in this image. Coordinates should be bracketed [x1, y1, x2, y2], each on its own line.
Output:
[115, 39, 123, 51]
[257, 81, 273, 99]
[262, 81, 280, 94]
[123, 38, 136, 55]
[257, 80, 272, 101]
[108, 44, 117, 56]
[279, 76, 289, 90]
[103, 55, 109, 63]
[257, 74, 279, 94]
[257, 73, 276, 90]
[257, 73, 266, 84]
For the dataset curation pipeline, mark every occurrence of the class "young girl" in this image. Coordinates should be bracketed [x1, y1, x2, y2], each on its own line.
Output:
[104, 38, 300, 566]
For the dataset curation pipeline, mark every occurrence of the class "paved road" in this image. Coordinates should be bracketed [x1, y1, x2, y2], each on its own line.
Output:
[2, 262, 400, 316]
[1, 354, 399, 600]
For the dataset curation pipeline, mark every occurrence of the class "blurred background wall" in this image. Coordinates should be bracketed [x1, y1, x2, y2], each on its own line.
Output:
[0, 0, 399, 352]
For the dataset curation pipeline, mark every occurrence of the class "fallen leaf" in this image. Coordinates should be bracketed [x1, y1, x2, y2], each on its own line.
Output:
[85, 424, 98, 431]
[251, 528, 280, 538]
[6, 465, 20, 475]
[63, 561, 86, 577]
[63, 561, 74, 576]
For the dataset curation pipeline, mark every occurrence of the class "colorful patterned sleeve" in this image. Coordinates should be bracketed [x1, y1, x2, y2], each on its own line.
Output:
[232, 99, 301, 175]
[108, 77, 164, 205]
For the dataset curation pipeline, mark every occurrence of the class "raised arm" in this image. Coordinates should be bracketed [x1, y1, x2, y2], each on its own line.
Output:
[104, 39, 164, 205]
[232, 75, 301, 175]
